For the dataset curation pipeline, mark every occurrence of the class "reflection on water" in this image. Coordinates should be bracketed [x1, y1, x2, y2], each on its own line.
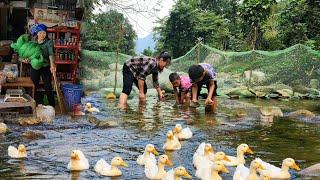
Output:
[1, 93, 320, 179]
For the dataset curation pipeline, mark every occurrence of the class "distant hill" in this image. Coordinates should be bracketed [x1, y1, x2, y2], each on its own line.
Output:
[135, 33, 155, 54]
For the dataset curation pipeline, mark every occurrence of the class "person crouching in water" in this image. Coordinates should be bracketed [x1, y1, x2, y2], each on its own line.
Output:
[169, 72, 192, 104]
[118, 51, 171, 109]
[28, 23, 55, 107]
[188, 63, 218, 112]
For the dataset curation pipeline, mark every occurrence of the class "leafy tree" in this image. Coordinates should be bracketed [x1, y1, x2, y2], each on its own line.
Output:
[82, 10, 136, 55]
[239, 0, 276, 49]
[154, 1, 198, 58]
[142, 47, 154, 56]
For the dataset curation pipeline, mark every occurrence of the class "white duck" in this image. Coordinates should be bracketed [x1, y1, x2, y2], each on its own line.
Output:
[67, 150, 89, 171]
[137, 144, 159, 166]
[233, 159, 266, 180]
[222, 144, 254, 166]
[256, 158, 300, 179]
[145, 154, 173, 179]
[85, 103, 100, 113]
[0, 122, 8, 134]
[163, 130, 181, 151]
[173, 124, 192, 140]
[162, 166, 192, 180]
[196, 161, 229, 180]
[193, 143, 215, 169]
[196, 151, 231, 175]
[94, 156, 128, 176]
[8, 144, 27, 158]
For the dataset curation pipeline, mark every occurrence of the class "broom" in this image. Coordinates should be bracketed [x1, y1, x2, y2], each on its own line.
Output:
[53, 72, 68, 114]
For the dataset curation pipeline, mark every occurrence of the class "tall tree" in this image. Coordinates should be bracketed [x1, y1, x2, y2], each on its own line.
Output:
[154, 1, 198, 58]
[239, 0, 276, 49]
[82, 10, 137, 54]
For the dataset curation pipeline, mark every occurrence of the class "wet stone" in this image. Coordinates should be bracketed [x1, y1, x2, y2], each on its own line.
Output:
[22, 131, 45, 140]
[18, 116, 41, 126]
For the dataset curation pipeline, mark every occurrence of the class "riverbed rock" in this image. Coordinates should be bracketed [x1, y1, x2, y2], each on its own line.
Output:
[0, 122, 8, 134]
[22, 131, 45, 140]
[224, 86, 256, 98]
[287, 109, 315, 120]
[36, 105, 55, 123]
[260, 106, 283, 117]
[87, 115, 118, 128]
[18, 116, 41, 126]
[234, 108, 247, 118]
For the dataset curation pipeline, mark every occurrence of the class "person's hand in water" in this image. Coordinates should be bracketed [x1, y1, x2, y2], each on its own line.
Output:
[205, 98, 213, 105]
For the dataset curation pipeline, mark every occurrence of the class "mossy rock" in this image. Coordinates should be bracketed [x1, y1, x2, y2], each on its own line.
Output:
[225, 87, 256, 98]
[310, 79, 319, 89]
[253, 84, 292, 94]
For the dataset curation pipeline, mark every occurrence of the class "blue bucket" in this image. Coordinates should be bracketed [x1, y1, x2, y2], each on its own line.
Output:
[62, 83, 83, 111]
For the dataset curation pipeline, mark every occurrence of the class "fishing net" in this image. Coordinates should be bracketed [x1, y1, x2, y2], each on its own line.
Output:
[170, 43, 320, 88]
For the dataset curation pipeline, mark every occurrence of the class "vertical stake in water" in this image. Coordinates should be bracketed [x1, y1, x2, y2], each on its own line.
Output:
[196, 37, 203, 64]
[248, 26, 257, 88]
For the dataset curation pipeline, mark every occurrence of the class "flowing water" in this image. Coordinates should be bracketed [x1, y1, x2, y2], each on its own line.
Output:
[1, 92, 320, 180]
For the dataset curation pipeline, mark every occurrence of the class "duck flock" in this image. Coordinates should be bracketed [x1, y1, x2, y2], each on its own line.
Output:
[6, 123, 301, 180]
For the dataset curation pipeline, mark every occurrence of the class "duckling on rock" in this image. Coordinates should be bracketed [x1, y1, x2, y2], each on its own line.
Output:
[8, 144, 27, 158]
[67, 150, 89, 171]
[94, 156, 128, 176]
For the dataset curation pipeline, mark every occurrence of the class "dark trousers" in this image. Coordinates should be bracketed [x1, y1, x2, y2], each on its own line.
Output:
[30, 66, 55, 107]
[197, 80, 218, 100]
[122, 64, 147, 96]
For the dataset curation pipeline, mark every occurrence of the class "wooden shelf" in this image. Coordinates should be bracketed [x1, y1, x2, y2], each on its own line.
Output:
[47, 28, 80, 33]
[55, 60, 77, 64]
[54, 45, 79, 49]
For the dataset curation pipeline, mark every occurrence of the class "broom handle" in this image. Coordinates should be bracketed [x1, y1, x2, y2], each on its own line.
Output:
[53, 72, 63, 114]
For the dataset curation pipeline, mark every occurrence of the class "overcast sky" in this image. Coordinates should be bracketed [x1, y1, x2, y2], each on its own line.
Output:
[95, 0, 176, 38]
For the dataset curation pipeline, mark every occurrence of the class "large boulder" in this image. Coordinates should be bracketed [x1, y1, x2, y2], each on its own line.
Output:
[99, 72, 123, 88]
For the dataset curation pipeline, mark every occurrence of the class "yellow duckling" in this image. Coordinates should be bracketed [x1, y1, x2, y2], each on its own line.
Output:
[8, 144, 27, 158]
[196, 152, 231, 178]
[260, 174, 270, 180]
[0, 122, 8, 134]
[196, 161, 229, 180]
[144, 154, 173, 179]
[94, 156, 128, 176]
[85, 103, 100, 113]
[137, 144, 159, 166]
[162, 166, 192, 180]
[163, 130, 181, 151]
[222, 144, 254, 166]
[256, 158, 300, 179]
[233, 159, 266, 180]
[173, 124, 192, 140]
[67, 150, 89, 171]
[193, 143, 215, 169]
